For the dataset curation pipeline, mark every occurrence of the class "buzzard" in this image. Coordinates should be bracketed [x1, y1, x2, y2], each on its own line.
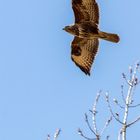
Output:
[63, 0, 119, 75]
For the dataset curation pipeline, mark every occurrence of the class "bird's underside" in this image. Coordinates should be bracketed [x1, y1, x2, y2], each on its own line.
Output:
[63, 0, 120, 75]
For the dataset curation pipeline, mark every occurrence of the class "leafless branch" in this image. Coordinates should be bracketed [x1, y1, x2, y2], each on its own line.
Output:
[127, 116, 140, 127]
[47, 129, 61, 140]
[78, 128, 97, 140]
[100, 116, 112, 136]
[121, 85, 126, 104]
[54, 129, 61, 140]
[129, 66, 133, 80]
[85, 113, 96, 136]
[92, 92, 101, 135]
[118, 62, 140, 140]
[122, 73, 132, 86]
[106, 136, 110, 140]
[117, 129, 122, 140]
[113, 98, 125, 109]
[79, 91, 113, 140]
[47, 135, 51, 140]
[105, 93, 124, 125]
[129, 103, 140, 108]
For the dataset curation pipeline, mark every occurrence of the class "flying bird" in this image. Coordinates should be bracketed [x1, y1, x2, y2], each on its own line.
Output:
[63, 0, 120, 75]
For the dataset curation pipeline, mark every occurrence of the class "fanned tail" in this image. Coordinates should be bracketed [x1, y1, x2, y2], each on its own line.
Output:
[98, 31, 120, 43]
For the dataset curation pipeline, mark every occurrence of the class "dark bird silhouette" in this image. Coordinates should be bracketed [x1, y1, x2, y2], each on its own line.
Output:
[63, 0, 120, 75]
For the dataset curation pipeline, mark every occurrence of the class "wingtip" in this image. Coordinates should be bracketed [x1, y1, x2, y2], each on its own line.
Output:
[79, 66, 91, 76]
[87, 72, 90, 76]
[85, 71, 90, 76]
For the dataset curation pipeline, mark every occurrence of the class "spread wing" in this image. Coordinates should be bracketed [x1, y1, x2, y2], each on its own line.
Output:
[71, 37, 99, 75]
[72, 0, 99, 24]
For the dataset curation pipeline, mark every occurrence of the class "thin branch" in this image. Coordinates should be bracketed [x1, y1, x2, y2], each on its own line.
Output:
[129, 103, 140, 108]
[85, 113, 96, 136]
[129, 62, 140, 98]
[113, 98, 125, 109]
[78, 128, 97, 140]
[105, 93, 124, 125]
[92, 92, 101, 135]
[121, 85, 126, 104]
[100, 116, 112, 136]
[117, 129, 122, 140]
[106, 136, 110, 140]
[127, 116, 140, 127]
[47, 135, 51, 140]
[129, 66, 133, 80]
[122, 73, 132, 86]
[129, 81, 137, 101]
[54, 129, 61, 140]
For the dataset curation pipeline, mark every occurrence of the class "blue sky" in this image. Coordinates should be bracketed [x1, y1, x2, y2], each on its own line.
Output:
[0, 0, 140, 140]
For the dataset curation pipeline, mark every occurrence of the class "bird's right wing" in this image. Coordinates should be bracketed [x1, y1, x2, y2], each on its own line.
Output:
[71, 37, 99, 75]
[72, 0, 99, 24]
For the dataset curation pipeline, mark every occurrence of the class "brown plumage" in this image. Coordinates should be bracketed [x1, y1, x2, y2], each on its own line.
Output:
[63, 0, 120, 75]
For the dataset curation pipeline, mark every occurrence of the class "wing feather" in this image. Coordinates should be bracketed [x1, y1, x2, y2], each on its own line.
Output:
[71, 37, 99, 75]
[72, 0, 99, 24]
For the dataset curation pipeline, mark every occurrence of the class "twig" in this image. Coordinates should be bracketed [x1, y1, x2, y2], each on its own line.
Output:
[105, 93, 124, 125]
[122, 73, 132, 86]
[121, 85, 126, 104]
[92, 92, 101, 135]
[129, 81, 137, 101]
[129, 103, 140, 108]
[54, 129, 61, 140]
[85, 113, 96, 136]
[129, 66, 133, 80]
[47, 135, 50, 140]
[127, 116, 140, 127]
[106, 136, 110, 140]
[100, 116, 112, 136]
[78, 128, 97, 140]
[113, 98, 125, 109]
[117, 129, 122, 140]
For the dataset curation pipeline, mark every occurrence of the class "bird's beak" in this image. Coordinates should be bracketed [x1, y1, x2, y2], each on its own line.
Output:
[62, 27, 65, 30]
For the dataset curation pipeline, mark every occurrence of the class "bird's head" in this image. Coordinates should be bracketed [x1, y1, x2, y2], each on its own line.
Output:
[63, 26, 72, 32]
[63, 25, 79, 35]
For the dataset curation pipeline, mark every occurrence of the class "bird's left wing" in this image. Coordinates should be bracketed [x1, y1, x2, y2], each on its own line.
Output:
[72, 0, 99, 24]
[71, 37, 99, 75]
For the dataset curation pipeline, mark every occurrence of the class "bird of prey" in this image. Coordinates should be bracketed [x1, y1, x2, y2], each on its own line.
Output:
[63, 0, 120, 75]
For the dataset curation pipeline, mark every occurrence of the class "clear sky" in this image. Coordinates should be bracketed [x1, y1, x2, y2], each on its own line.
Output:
[0, 0, 140, 140]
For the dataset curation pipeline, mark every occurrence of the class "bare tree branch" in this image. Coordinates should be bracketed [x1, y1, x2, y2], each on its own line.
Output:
[47, 129, 61, 140]
[121, 85, 126, 104]
[129, 103, 140, 108]
[117, 62, 140, 140]
[113, 98, 125, 109]
[122, 73, 132, 86]
[79, 92, 112, 140]
[54, 129, 61, 140]
[117, 130, 121, 140]
[92, 92, 101, 135]
[100, 116, 112, 136]
[105, 93, 124, 125]
[106, 136, 110, 140]
[78, 128, 97, 140]
[85, 113, 96, 136]
[47, 135, 51, 140]
[127, 116, 140, 127]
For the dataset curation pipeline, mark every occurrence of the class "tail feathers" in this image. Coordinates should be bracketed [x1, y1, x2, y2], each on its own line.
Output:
[99, 31, 120, 43]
